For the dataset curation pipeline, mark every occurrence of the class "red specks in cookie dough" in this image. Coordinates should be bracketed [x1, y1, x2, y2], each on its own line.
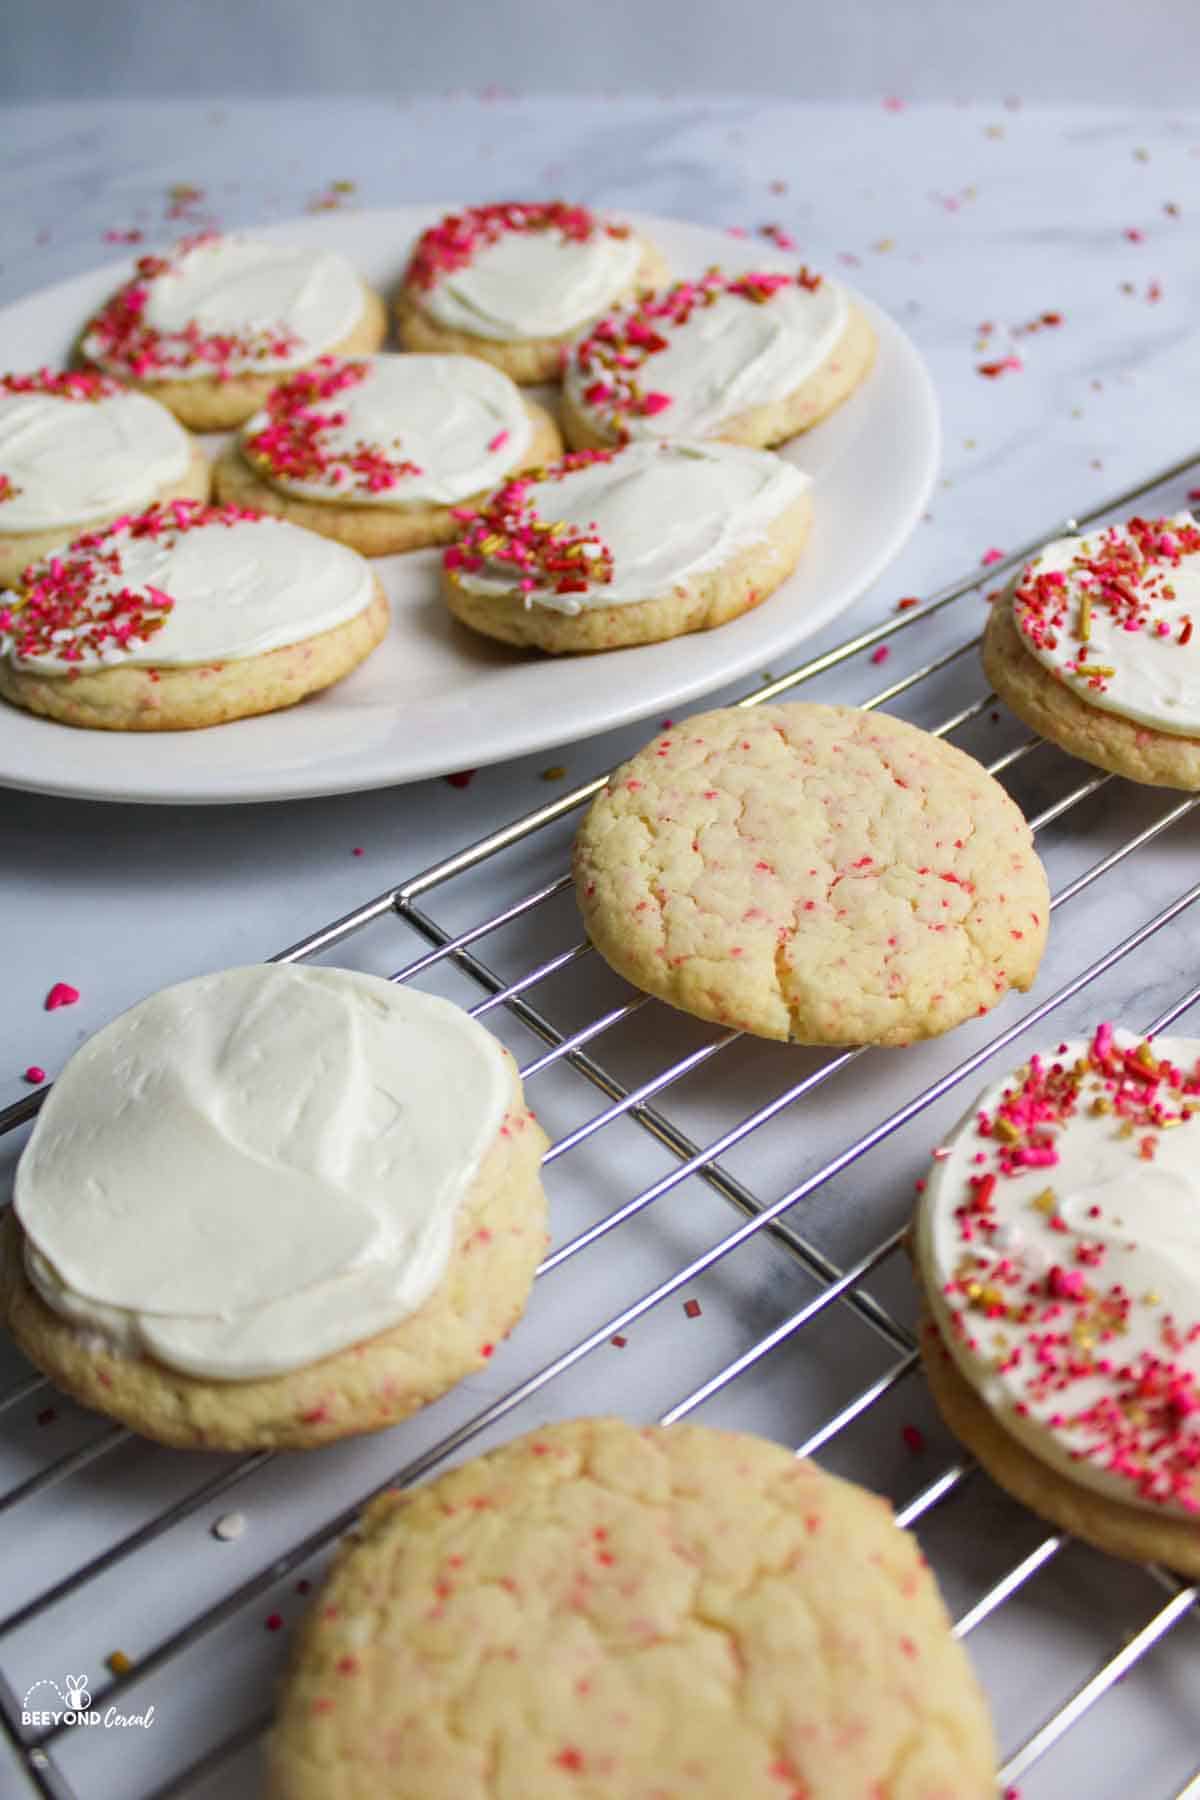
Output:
[1, 501, 258, 670]
[445, 450, 617, 597]
[83, 234, 302, 380]
[406, 202, 630, 291]
[980, 547, 1006, 567]
[44, 983, 79, 1011]
[571, 267, 826, 437]
[242, 358, 423, 495]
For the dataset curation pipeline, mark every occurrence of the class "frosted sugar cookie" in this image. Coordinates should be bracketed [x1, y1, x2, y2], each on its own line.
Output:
[0, 965, 549, 1451]
[0, 368, 209, 585]
[442, 441, 812, 653]
[914, 1024, 1200, 1574]
[562, 265, 875, 450]
[80, 233, 387, 430]
[268, 1417, 997, 1800]
[573, 702, 1049, 1044]
[214, 353, 561, 554]
[0, 499, 388, 730]
[395, 202, 667, 384]
[984, 513, 1200, 789]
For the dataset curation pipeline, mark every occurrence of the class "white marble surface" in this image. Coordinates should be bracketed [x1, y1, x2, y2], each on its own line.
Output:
[2, 96, 1200, 1800]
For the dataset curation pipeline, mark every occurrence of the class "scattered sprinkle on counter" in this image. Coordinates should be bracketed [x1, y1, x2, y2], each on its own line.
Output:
[683, 1298, 702, 1319]
[901, 1423, 927, 1455]
[22, 1066, 46, 1084]
[44, 983, 79, 1012]
[106, 1650, 133, 1677]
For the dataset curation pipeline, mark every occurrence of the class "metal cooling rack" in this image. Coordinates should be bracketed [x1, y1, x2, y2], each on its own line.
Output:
[3, 448, 1200, 1799]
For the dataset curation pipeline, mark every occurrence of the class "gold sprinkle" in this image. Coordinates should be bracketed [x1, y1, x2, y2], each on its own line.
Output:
[1032, 1189, 1058, 1215]
[1078, 592, 1092, 641]
[994, 1118, 1021, 1144]
[873, 237, 895, 253]
[1090, 1096, 1112, 1115]
[540, 765, 567, 782]
[1144, 1290, 1161, 1306]
[1079, 664, 1116, 678]
[106, 1650, 133, 1676]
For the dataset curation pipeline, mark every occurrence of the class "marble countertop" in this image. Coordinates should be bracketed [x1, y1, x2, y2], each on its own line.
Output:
[2, 96, 1200, 1800]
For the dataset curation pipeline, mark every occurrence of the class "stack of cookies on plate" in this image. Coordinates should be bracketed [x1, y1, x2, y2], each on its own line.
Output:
[0, 201, 878, 732]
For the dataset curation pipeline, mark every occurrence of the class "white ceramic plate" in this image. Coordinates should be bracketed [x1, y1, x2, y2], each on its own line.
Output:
[0, 207, 939, 805]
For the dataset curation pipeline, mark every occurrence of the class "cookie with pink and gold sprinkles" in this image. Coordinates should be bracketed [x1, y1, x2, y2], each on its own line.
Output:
[573, 702, 1049, 1045]
[0, 367, 210, 585]
[213, 352, 562, 555]
[984, 512, 1200, 790]
[914, 1023, 1200, 1574]
[561, 264, 876, 451]
[0, 499, 389, 731]
[79, 232, 387, 431]
[267, 1416, 996, 1799]
[395, 202, 668, 384]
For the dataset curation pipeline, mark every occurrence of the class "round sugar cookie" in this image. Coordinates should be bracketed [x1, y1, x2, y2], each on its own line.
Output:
[267, 1417, 997, 1800]
[913, 1023, 1200, 1574]
[0, 966, 549, 1452]
[80, 233, 387, 430]
[561, 266, 875, 451]
[984, 513, 1200, 790]
[0, 368, 210, 585]
[395, 202, 668, 384]
[0, 499, 389, 730]
[573, 703, 1049, 1045]
[213, 353, 562, 554]
[442, 440, 812, 654]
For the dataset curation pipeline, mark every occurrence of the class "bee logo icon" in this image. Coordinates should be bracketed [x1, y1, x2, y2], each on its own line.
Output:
[64, 1676, 91, 1710]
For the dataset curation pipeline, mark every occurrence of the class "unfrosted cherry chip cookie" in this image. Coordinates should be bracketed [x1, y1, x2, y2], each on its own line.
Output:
[80, 232, 387, 430]
[395, 201, 668, 384]
[0, 498, 389, 731]
[442, 440, 812, 654]
[214, 352, 562, 554]
[267, 1417, 997, 1800]
[573, 702, 1049, 1045]
[0, 965, 549, 1452]
[913, 1023, 1200, 1575]
[984, 512, 1200, 789]
[562, 264, 875, 451]
[0, 367, 210, 585]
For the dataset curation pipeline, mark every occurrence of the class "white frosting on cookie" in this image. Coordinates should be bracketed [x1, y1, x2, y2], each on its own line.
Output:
[565, 278, 849, 439]
[0, 509, 376, 673]
[84, 236, 366, 381]
[1013, 513, 1200, 736]
[241, 354, 533, 507]
[916, 1027, 1200, 1518]
[452, 441, 809, 615]
[15, 966, 512, 1380]
[0, 388, 191, 532]
[418, 227, 644, 341]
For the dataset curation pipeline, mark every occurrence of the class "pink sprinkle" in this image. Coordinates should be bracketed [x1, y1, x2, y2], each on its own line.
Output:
[610, 1334, 627, 1348]
[641, 391, 672, 415]
[883, 94, 906, 111]
[352, 846, 364, 856]
[980, 547, 1005, 567]
[23, 1065, 46, 1084]
[683, 1298, 702, 1319]
[487, 429, 510, 453]
[901, 1423, 926, 1454]
[265, 1613, 284, 1633]
[1125, 226, 1145, 243]
[445, 768, 477, 789]
[870, 645, 890, 665]
[44, 983, 79, 1011]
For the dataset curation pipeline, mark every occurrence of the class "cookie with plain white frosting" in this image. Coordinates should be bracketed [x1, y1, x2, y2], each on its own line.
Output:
[442, 441, 812, 653]
[562, 265, 875, 451]
[0, 965, 549, 1451]
[213, 353, 562, 554]
[913, 1024, 1200, 1574]
[984, 513, 1200, 789]
[0, 499, 389, 730]
[395, 202, 668, 384]
[80, 233, 387, 430]
[573, 702, 1049, 1044]
[0, 368, 211, 585]
[267, 1417, 997, 1800]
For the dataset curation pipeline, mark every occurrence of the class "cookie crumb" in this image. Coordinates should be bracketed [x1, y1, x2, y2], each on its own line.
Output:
[213, 1511, 247, 1542]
